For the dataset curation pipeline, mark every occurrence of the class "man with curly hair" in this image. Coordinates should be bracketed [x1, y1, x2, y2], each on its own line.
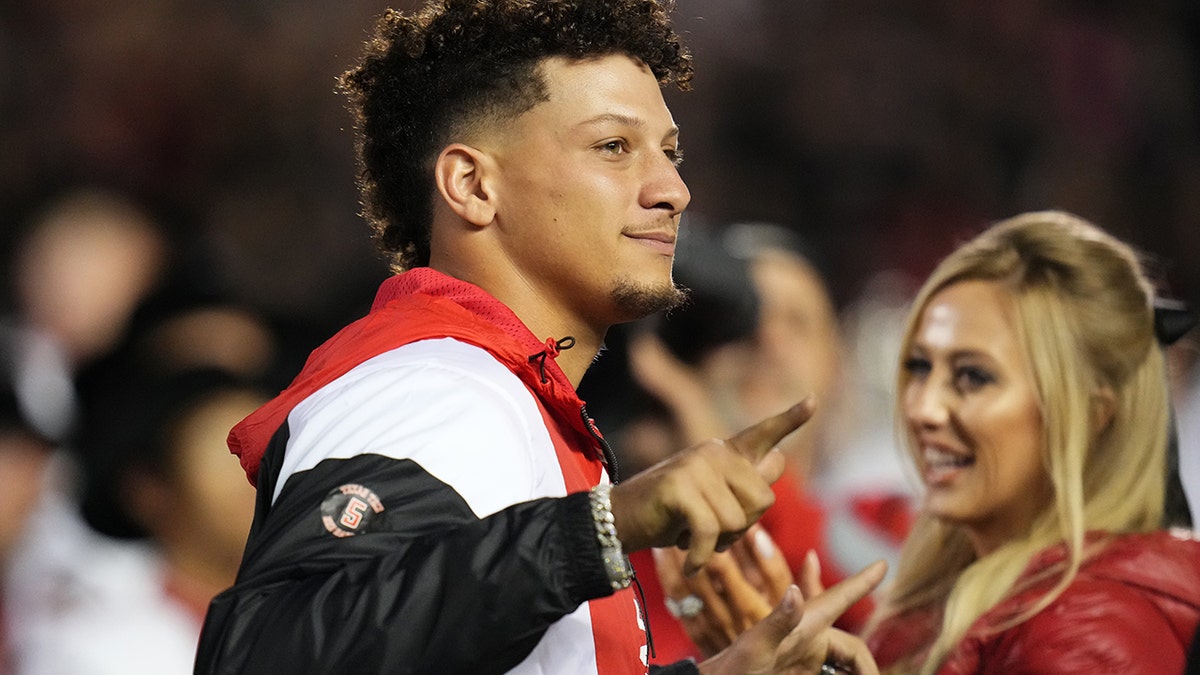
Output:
[194, 1, 883, 673]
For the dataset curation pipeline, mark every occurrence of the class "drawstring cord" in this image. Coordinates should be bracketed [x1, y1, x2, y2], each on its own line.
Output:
[529, 336, 576, 384]
[633, 572, 656, 659]
[529, 337, 652, 649]
[526, 346, 649, 655]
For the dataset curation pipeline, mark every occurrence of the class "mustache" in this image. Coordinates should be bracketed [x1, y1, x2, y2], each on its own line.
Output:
[621, 222, 678, 241]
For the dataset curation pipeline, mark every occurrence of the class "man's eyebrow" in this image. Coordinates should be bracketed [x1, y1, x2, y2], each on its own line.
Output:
[577, 113, 680, 139]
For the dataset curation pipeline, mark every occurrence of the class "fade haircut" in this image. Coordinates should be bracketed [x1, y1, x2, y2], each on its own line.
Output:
[339, 0, 693, 272]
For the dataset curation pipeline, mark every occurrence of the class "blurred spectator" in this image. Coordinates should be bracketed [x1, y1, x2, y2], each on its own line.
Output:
[3, 0, 1198, 342]
[720, 222, 848, 480]
[611, 218, 884, 663]
[4, 295, 274, 675]
[603, 216, 760, 476]
[731, 224, 920, 584]
[0, 321, 76, 673]
[1172, 328, 1200, 523]
[8, 188, 168, 370]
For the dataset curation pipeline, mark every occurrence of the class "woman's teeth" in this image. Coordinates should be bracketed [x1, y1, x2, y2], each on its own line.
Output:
[924, 446, 974, 469]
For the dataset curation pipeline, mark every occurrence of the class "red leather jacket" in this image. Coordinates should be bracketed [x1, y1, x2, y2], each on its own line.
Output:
[869, 529, 1200, 674]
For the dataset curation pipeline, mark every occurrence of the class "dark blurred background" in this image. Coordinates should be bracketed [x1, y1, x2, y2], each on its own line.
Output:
[3, 0, 1199, 363]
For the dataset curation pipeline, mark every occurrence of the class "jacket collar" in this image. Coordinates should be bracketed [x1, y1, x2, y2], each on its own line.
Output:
[373, 268, 578, 395]
[230, 267, 587, 485]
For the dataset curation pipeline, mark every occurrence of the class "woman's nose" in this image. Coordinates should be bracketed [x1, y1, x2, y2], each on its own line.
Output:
[905, 379, 950, 429]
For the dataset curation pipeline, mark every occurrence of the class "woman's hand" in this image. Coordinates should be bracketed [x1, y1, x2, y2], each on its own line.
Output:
[695, 558, 886, 675]
[654, 525, 795, 656]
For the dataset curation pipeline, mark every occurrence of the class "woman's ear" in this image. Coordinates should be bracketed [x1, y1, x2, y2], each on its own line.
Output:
[1091, 386, 1116, 436]
[434, 143, 495, 228]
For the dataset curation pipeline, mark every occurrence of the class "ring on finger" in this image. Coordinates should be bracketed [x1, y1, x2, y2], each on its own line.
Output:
[665, 594, 704, 619]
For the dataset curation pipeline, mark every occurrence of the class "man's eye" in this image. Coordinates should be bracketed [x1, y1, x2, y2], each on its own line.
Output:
[665, 147, 684, 166]
[599, 140, 626, 154]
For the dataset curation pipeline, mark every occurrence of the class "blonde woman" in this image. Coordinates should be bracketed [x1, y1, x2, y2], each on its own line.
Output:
[866, 211, 1200, 673]
[655, 211, 1200, 673]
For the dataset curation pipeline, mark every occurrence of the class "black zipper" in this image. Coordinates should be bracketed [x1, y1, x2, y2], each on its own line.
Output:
[580, 404, 620, 484]
[579, 404, 656, 659]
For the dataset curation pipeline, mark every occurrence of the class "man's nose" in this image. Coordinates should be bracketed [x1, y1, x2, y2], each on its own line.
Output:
[641, 154, 690, 216]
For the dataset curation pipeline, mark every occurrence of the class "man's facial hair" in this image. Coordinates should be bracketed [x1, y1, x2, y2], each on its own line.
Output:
[610, 279, 689, 321]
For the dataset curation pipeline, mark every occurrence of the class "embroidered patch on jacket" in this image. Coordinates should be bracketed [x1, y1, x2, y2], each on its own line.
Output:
[320, 483, 385, 537]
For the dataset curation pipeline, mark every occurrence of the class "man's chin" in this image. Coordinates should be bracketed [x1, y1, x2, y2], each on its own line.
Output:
[610, 280, 689, 322]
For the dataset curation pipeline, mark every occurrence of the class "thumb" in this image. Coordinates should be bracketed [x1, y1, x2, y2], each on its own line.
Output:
[697, 585, 806, 675]
[743, 584, 804, 649]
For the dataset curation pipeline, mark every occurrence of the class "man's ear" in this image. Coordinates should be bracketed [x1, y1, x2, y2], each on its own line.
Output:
[434, 143, 495, 228]
[1091, 386, 1116, 436]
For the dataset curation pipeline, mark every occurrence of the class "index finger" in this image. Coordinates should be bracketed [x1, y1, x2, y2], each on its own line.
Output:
[706, 550, 774, 630]
[725, 396, 816, 462]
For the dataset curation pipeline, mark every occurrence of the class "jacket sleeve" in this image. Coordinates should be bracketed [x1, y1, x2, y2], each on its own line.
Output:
[195, 452, 615, 674]
[194, 342, 619, 674]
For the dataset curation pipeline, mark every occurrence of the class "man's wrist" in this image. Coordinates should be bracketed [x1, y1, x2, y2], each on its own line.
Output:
[589, 482, 633, 591]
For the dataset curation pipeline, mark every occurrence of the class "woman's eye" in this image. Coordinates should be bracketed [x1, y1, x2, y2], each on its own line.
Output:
[954, 366, 994, 391]
[902, 357, 931, 379]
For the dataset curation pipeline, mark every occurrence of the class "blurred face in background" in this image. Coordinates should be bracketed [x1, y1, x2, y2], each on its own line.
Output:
[15, 191, 166, 366]
[901, 280, 1050, 555]
[742, 251, 841, 418]
[168, 389, 262, 562]
[128, 388, 263, 579]
[726, 251, 842, 474]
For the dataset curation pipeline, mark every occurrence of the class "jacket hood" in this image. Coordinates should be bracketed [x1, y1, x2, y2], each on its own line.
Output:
[228, 268, 585, 485]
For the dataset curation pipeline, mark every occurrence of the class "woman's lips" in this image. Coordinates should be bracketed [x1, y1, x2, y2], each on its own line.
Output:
[923, 445, 975, 484]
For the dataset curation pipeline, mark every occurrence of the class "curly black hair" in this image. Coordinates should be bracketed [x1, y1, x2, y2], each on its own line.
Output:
[339, 0, 693, 272]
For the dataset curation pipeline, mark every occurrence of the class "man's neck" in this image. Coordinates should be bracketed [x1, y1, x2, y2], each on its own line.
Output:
[501, 302, 605, 388]
[550, 332, 603, 388]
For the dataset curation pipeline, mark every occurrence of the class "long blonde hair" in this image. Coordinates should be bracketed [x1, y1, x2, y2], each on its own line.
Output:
[868, 211, 1169, 674]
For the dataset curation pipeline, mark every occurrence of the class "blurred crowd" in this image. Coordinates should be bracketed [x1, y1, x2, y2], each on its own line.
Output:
[2, 0, 1200, 672]
[4, 0, 1200, 320]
